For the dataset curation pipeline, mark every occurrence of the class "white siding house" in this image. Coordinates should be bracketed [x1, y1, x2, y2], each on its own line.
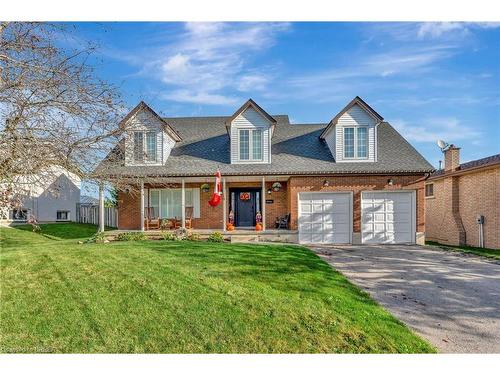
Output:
[1, 166, 81, 223]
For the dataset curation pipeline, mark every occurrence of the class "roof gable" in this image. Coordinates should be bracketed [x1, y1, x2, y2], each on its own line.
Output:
[120, 101, 182, 142]
[227, 98, 277, 125]
[320, 96, 383, 139]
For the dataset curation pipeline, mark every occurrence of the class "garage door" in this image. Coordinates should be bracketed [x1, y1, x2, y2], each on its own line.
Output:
[361, 191, 415, 244]
[298, 192, 352, 244]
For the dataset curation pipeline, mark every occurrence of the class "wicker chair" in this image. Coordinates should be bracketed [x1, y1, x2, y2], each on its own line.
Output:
[185, 207, 194, 229]
[144, 207, 160, 230]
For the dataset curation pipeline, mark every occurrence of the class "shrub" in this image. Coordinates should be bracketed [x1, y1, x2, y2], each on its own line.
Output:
[185, 231, 200, 241]
[91, 231, 107, 243]
[162, 232, 180, 241]
[116, 232, 146, 241]
[207, 231, 224, 243]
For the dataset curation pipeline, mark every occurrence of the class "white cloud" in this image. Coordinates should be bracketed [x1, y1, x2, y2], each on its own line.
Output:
[417, 23, 468, 39]
[237, 74, 269, 92]
[146, 22, 290, 105]
[287, 45, 455, 93]
[391, 117, 482, 143]
[161, 90, 239, 106]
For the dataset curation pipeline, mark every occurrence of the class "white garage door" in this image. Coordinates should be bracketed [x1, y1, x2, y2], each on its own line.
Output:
[361, 191, 415, 244]
[298, 192, 352, 244]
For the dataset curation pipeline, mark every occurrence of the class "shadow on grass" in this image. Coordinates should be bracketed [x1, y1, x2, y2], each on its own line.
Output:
[14, 223, 101, 240]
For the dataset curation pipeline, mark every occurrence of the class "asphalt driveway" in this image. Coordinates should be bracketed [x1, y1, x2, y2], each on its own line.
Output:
[310, 244, 500, 353]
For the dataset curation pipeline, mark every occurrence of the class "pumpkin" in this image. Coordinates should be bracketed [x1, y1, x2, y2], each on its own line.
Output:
[255, 223, 263, 231]
[226, 223, 235, 231]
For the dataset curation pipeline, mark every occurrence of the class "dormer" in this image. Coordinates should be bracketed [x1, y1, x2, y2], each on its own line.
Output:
[227, 99, 276, 164]
[122, 102, 181, 166]
[320, 96, 383, 163]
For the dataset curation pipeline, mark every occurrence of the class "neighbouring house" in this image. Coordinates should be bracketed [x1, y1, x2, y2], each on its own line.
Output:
[95, 96, 434, 245]
[425, 148, 500, 249]
[0, 166, 81, 223]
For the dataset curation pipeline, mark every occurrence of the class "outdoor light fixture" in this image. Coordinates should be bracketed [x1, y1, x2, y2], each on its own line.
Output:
[267, 188, 272, 195]
[387, 178, 394, 186]
[323, 180, 330, 187]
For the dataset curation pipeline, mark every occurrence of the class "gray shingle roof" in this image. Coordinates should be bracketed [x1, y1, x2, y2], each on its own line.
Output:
[96, 114, 433, 177]
[430, 153, 500, 178]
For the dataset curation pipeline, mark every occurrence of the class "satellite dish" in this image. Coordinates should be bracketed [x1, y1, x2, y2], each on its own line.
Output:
[437, 140, 449, 151]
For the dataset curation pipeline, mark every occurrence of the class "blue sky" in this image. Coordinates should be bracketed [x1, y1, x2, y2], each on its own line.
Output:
[67, 22, 499, 168]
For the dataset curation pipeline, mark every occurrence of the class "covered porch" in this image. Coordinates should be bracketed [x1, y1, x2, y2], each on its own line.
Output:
[98, 175, 291, 233]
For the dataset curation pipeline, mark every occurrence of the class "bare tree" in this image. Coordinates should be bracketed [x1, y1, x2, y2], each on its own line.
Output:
[0, 22, 125, 217]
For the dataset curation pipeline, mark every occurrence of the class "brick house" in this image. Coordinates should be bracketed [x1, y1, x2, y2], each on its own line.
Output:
[425, 148, 500, 249]
[96, 96, 434, 245]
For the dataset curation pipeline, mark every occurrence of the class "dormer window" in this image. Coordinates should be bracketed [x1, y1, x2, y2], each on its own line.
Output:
[344, 127, 368, 159]
[133, 131, 157, 163]
[145, 131, 157, 162]
[229, 99, 276, 164]
[238, 129, 263, 162]
[320, 96, 383, 163]
[133, 132, 144, 162]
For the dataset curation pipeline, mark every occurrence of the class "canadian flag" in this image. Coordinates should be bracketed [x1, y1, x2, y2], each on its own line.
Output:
[208, 169, 222, 207]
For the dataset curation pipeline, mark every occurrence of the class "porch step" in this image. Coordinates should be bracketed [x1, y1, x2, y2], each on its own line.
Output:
[230, 235, 261, 243]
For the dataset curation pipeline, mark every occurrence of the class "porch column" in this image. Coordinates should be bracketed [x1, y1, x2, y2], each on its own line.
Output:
[140, 180, 145, 232]
[261, 176, 266, 231]
[181, 178, 186, 229]
[222, 177, 227, 232]
[98, 183, 105, 232]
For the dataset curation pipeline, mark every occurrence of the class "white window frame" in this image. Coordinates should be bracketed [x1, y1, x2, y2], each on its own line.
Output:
[147, 188, 200, 219]
[145, 131, 157, 162]
[238, 128, 264, 162]
[133, 130, 158, 164]
[56, 210, 70, 221]
[343, 126, 368, 160]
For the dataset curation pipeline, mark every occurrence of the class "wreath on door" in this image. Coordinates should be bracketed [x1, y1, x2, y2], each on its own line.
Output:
[239, 192, 250, 201]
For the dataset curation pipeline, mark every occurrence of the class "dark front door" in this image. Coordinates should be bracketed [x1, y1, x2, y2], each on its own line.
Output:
[231, 189, 260, 227]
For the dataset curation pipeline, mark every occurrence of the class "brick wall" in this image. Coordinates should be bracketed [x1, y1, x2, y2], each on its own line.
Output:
[287, 174, 426, 233]
[117, 174, 427, 237]
[426, 166, 500, 249]
[117, 189, 141, 230]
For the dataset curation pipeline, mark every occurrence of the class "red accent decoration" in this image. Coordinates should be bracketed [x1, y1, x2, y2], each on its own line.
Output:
[239, 192, 250, 201]
[208, 193, 221, 207]
[208, 169, 223, 207]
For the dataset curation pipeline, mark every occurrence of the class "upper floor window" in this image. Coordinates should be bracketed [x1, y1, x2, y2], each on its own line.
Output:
[239, 129, 263, 161]
[145, 131, 157, 162]
[133, 131, 157, 163]
[425, 183, 434, 198]
[134, 132, 144, 162]
[344, 127, 368, 159]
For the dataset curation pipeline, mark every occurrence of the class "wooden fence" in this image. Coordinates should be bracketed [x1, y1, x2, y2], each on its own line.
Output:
[76, 204, 118, 228]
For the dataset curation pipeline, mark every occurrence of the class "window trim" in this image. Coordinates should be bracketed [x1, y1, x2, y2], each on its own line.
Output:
[145, 131, 157, 162]
[343, 126, 369, 160]
[425, 183, 434, 198]
[147, 188, 199, 218]
[238, 128, 264, 162]
[56, 210, 70, 221]
[133, 131, 144, 162]
[133, 130, 158, 164]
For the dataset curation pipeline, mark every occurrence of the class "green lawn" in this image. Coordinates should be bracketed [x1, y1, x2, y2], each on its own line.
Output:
[426, 241, 500, 260]
[0, 224, 435, 353]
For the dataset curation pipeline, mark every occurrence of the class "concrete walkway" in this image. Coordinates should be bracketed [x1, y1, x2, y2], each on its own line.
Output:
[310, 244, 500, 353]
